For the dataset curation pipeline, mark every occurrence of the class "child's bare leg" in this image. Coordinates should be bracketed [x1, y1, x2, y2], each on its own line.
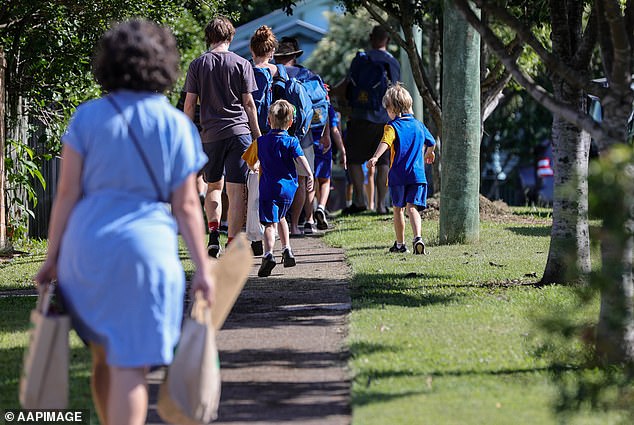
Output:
[263, 223, 276, 254]
[407, 203, 422, 239]
[393, 206, 405, 244]
[278, 217, 290, 249]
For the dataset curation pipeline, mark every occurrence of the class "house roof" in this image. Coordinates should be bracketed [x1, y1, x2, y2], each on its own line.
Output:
[231, 0, 340, 61]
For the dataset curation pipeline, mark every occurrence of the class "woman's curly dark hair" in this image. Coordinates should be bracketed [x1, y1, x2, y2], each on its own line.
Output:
[93, 19, 180, 92]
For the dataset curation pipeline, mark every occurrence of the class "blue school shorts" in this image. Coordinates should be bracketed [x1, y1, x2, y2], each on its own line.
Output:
[390, 183, 428, 208]
[314, 146, 332, 179]
[259, 199, 293, 224]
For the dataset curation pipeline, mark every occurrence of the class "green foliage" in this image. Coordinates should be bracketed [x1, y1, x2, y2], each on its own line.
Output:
[4, 139, 46, 242]
[588, 144, 634, 233]
[0, 1, 231, 243]
[304, 9, 384, 86]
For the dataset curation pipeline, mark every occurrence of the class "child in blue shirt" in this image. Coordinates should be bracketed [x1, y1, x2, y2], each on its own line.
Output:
[367, 84, 436, 254]
[243, 100, 314, 276]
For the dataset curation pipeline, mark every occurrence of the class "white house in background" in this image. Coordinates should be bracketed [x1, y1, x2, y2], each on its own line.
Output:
[231, 0, 343, 62]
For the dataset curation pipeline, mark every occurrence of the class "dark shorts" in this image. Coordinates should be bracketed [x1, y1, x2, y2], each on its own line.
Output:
[202, 134, 251, 184]
[314, 146, 332, 179]
[259, 199, 293, 224]
[390, 183, 428, 208]
[345, 119, 389, 165]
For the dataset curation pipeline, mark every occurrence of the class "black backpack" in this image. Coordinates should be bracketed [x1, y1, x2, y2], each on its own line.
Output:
[346, 51, 390, 111]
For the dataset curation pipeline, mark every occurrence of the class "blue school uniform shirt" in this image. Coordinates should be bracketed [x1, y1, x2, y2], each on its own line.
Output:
[243, 129, 304, 202]
[380, 114, 435, 186]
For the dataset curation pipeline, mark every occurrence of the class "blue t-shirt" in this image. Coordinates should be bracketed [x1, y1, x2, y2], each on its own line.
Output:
[350, 49, 401, 124]
[385, 114, 435, 186]
[256, 130, 304, 201]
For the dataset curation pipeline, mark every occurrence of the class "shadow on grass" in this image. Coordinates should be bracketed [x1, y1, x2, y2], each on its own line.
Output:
[350, 272, 461, 309]
[351, 364, 575, 408]
[507, 225, 551, 237]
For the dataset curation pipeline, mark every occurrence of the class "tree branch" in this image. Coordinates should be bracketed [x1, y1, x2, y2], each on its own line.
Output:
[473, 0, 607, 98]
[602, 0, 632, 92]
[453, 0, 621, 145]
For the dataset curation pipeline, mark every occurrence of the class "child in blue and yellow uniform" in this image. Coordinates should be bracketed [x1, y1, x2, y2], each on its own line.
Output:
[243, 100, 314, 277]
[367, 83, 436, 254]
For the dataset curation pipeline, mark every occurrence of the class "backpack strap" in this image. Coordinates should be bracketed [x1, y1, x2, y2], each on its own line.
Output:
[274, 64, 288, 81]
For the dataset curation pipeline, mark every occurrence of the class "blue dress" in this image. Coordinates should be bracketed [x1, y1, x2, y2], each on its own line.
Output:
[57, 91, 207, 367]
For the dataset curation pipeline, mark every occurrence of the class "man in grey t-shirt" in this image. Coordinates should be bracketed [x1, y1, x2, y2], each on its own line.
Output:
[184, 16, 261, 257]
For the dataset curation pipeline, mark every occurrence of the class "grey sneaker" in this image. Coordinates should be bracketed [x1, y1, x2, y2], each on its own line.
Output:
[282, 248, 296, 267]
[413, 237, 426, 255]
[315, 207, 329, 230]
[389, 241, 408, 253]
[257, 253, 276, 277]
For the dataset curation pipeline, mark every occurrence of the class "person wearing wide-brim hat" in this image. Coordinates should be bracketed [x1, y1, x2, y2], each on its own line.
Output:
[273, 36, 304, 61]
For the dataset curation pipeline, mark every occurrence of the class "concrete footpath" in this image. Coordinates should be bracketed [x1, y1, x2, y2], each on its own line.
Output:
[147, 234, 352, 425]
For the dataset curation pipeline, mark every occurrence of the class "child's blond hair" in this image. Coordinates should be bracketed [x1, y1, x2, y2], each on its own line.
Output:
[382, 83, 413, 115]
[268, 99, 294, 129]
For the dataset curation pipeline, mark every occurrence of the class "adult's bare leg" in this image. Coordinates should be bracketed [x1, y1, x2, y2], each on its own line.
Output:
[107, 366, 149, 425]
[225, 181, 247, 240]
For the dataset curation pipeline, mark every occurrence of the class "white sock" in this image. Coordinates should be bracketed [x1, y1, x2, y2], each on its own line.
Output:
[263, 251, 272, 258]
[317, 204, 326, 211]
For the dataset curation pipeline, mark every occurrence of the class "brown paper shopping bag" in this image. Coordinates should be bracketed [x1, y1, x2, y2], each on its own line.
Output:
[211, 233, 252, 330]
[157, 232, 252, 424]
[19, 283, 70, 409]
[157, 294, 221, 425]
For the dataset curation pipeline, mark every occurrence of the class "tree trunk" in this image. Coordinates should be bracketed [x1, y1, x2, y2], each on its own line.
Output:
[0, 47, 6, 249]
[596, 223, 634, 364]
[439, 0, 480, 244]
[541, 105, 591, 284]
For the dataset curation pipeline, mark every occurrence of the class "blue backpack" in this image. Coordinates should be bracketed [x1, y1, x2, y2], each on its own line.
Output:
[273, 64, 314, 141]
[294, 67, 330, 130]
[252, 65, 274, 133]
[346, 51, 390, 111]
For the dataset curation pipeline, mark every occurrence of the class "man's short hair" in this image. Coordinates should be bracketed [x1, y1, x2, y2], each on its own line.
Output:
[370, 25, 389, 48]
[205, 16, 235, 46]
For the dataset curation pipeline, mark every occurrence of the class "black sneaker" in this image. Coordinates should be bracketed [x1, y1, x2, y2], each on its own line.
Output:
[304, 222, 314, 235]
[282, 248, 296, 267]
[251, 240, 263, 256]
[341, 204, 367, 215]
[208, 230, 221, 258]
[315, 207, 329, 230]
[413, 237, 426, 255]
[389, 241, 408, 253]
[257, 253, 276, 277]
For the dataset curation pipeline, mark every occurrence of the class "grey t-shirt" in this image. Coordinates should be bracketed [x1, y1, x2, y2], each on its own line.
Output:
[185, 51, 257, 143]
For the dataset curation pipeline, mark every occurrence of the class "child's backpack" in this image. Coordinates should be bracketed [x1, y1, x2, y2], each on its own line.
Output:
[294, 68, 330, 130]
[273, 65, 314, 141]
[346, 51, 390, 111]
[252, 65, 274, 133]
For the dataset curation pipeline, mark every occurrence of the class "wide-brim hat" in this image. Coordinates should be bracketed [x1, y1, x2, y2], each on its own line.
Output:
[274, 37, 303, 58]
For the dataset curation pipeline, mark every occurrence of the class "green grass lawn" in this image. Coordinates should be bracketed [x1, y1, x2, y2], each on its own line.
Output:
[0, 210, 625, 423]
[324, 210, 623, 425]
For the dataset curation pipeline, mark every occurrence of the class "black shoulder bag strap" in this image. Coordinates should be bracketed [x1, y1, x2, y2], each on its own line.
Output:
[106, 96, 167, 202]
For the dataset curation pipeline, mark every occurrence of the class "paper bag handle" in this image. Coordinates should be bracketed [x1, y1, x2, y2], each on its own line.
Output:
[191, 291, 213, 325]
[36, 282, 55, 315]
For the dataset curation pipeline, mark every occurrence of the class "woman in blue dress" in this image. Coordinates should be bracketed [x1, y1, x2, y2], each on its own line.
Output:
[35, 20, 215, 425]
